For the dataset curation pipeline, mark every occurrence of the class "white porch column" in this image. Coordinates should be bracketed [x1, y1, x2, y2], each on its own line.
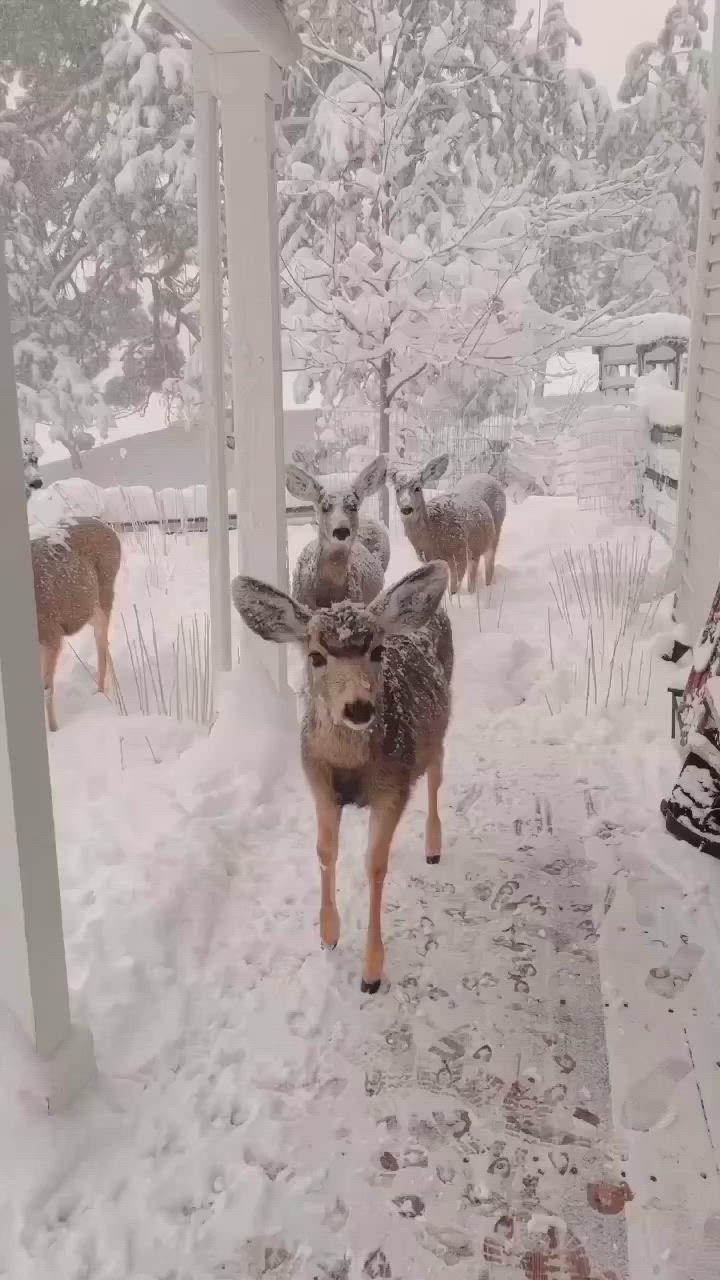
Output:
[674, 0, 720, 636]
[194, 48, 232, 682]
[0, 248, 95, 1111]
[215, 49, 289, 693]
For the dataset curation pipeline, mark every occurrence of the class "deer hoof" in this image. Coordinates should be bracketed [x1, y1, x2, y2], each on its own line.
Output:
[321, 940, 338, 952]
[360, 978, 381, 995]
[426, 854, 441, 865]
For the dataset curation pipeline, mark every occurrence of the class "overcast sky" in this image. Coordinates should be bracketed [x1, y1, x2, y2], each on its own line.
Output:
[519, 0, 716, 98]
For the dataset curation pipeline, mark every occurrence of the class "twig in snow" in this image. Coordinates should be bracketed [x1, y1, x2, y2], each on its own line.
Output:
[496, 581, 507, 630]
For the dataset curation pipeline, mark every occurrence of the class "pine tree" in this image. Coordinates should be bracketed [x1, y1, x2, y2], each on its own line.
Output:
[0, 1, 197, 463]
[598, 0, 709, 311]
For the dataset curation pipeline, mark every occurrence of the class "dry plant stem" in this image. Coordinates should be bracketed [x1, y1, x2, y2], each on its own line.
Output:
[589, 620, 598, 705]
[644, 658, 654, 707]
[547, 607, 554, 671]
[114, 610, 214, 726]
[496, 581, 507, 630]
[605, 632, 621, 708]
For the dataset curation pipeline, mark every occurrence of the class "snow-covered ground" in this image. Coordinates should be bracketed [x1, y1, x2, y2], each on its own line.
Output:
[2, 496, 720, 1280]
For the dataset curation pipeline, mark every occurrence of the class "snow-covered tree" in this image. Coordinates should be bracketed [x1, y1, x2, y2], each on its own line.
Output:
[280, 0, 662, 502]
[598, 0, 709, 311]
[527, 1, 615, 319]
[281, 1, 554, 503]
[1, 1, 197, 463]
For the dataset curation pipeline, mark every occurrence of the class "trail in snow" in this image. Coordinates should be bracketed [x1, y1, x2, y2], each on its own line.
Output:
[0, 498, 718, 1280]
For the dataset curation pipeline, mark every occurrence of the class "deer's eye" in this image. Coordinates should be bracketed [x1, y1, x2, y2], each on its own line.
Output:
[370, 645, 383, 662]
[309, 651, 327, 668]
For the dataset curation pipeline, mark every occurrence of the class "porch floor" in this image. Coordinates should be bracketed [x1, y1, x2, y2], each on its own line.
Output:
[2, 498, 719, 1280]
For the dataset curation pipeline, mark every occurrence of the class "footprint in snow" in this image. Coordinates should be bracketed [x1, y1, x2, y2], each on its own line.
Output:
[621, 1057, 691, 1132]
[645, 941, 705, 998]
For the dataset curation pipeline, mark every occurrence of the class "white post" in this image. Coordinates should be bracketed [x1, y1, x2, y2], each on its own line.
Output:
[194, 49, 232, 682]
[676, 0, 720, 610]
[0, 247, 95, 1111]
[216, 49, 289, 693]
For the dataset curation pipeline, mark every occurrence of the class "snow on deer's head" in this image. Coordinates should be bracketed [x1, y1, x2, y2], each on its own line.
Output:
[232, 561, 448, 733]
[22, 437, 43, 500]
[285, 457, 386, 552]
[388, 453, 449, 523]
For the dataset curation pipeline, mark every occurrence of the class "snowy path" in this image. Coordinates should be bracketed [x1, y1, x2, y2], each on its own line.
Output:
[1, 500, 719, 1279]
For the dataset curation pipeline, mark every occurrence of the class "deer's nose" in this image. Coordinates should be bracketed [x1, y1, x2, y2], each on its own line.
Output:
[343, 699, 375, 727]
[30, 477, 43, 489]
[400, 504, 413, 516]
[333, 526, 351, 540]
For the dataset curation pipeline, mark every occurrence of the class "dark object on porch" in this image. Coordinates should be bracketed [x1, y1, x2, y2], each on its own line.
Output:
[661, 741, 720, 858]
[667, 640, 692, 664]
[669, 686, 684, 740]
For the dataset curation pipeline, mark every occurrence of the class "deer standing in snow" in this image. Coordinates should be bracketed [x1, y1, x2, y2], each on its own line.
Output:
[232, 561, 453, 993]
[31, 517, 122, 731]
[285, 457, 390, 610]
[389, 454, 506, 592]
[22, 437, 43, 500]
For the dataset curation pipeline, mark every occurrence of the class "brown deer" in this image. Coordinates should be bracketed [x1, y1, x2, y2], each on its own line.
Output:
[389, 454, 506, 592]
[285, 457, 390, 610]
[22, 436, 43, 499]
[232, 560, 453, 993]
[31, 517, 122, 732]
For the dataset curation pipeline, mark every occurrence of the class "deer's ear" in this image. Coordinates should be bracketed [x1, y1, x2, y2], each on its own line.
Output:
[285, 464, 323, 504]
[369, 561, 449, 634]
[420, 454, 450, 487]
[232, 577, 310, 643]
[354, 455, 387, 501]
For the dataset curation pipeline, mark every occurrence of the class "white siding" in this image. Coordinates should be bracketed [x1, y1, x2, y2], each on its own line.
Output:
[675, 0, 720, 641]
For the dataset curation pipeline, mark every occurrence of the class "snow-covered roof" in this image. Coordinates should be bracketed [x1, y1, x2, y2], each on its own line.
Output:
[584, 312, 690, 349]
[152, 0, 300, 64]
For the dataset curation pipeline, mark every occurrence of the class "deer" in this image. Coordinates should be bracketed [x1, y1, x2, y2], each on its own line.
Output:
[22, 437, 43, 500]
[31, 517, 122, 732]
[232, 560, 453, 993]
[388, 454, 506, 592]
[285, 456, 391, 610]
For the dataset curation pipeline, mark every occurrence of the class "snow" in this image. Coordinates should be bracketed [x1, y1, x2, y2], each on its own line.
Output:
[583, 312, 691, 348]
[2, 496, 720, 1278]
[636, 370, 685, 428]
[693, 639, 714, 674]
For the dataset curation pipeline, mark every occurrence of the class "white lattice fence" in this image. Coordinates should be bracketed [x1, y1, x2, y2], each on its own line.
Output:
[576, 406, 648, 517]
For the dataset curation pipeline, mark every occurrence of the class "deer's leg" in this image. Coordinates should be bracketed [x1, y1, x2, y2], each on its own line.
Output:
[467, 556, 480, 593]
[92, 605, 111, 693]
[426, 749, 444, 865]
[362, 793, 406, 994]
[449, 553, 465, 595]
[484, 539, 497, 587]
[41, 639, 62, 733]
[315, 792, 342, 951]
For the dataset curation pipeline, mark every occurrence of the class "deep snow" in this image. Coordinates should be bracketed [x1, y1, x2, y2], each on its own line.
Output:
[1, 497, 719, 1280]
